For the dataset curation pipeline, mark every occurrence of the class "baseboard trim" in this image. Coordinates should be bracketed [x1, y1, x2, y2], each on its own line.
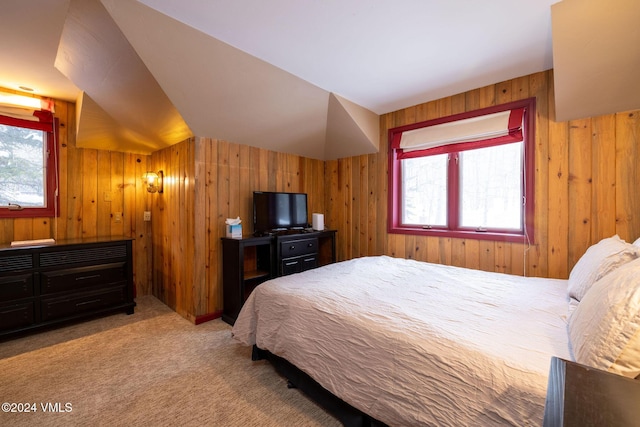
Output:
[195, 310, 223, 325]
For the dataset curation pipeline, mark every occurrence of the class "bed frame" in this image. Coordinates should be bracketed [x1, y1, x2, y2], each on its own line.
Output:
[252, 345, 388, 427]
[234, 256, 573, 425]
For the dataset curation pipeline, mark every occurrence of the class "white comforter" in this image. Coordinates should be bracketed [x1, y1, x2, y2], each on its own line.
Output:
[232, 256, 572, 426]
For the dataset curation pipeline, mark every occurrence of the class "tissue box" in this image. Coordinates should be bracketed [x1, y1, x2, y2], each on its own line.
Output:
[226, 224, 242, 239]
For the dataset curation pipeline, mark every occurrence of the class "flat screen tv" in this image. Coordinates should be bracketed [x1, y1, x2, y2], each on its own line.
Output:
[253, 191, 308, 235]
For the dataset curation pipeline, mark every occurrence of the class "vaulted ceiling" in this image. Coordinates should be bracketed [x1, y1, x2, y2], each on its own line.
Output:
[1, 0, 638, 159]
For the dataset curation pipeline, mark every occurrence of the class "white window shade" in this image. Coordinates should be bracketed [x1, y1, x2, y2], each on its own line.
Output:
[399, 109, 523, 152]
[0, 92, 55, 122]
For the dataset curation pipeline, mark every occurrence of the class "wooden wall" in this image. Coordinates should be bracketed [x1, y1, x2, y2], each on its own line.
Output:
[0, 95, 154, 297]
[148, 69, 640, 323]
[325, 70, 640, 279]
[3, 69, 638, 324]
[149, 137, 326, 321]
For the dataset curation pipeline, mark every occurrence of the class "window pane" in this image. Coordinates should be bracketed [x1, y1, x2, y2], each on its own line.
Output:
[459, 142, 522, 230]
[401, 154, 447, 226]
[0, 124, 46, 207]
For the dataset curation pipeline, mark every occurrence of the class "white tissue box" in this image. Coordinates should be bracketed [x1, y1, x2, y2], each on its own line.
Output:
[226, 224, 242, 238]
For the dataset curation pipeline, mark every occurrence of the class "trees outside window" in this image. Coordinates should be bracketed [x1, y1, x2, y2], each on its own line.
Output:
[0, 114, 58, 218]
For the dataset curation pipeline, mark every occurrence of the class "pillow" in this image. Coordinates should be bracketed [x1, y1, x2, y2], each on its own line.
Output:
[567, 235, 640, 301]
[568, 257, 640, 378]
[634, 237, 640, 247]
[567, 297, 579, 317]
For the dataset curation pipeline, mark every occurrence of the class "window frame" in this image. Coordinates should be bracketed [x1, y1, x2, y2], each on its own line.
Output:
[388, 98, 536, 243]
[0, 113, 59, 218]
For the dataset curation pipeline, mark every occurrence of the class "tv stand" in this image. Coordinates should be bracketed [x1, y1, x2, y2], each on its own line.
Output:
[254, 228, 317, 237]
[221, 229, 336, 324]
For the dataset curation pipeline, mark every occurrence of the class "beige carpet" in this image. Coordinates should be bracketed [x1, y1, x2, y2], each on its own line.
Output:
[0, 296, 340, 427]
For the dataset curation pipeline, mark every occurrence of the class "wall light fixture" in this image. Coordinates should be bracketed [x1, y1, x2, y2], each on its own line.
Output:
[143, 170, 163, 193]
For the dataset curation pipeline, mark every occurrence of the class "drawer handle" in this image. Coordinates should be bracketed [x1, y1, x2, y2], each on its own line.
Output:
[0, 306, 27, 315]
[289, 245, 296, 250]
[307, 243, 313, 247]
[76, 274, 102, 281]
[285, 261, 297, 266]
[76, 299, 101, 307]
[304, 258, 315, 262]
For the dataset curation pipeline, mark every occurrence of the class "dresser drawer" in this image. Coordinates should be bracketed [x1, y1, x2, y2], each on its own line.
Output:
[41, 287, 126, 322]
[300, 255, 318, 271]
[0, 301, 35, 332]
[39, 245, 127, 267]
[279, 237, 318, 258]
[0, 254, 33, 272]
[281, 255, 318, 276]
[0, 273, 34, 302]
[41, 262, 127, 295]
[281, 258, 302, 276]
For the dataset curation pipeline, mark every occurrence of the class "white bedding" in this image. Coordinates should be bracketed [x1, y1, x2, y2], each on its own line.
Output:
[232, 255, 572, 426]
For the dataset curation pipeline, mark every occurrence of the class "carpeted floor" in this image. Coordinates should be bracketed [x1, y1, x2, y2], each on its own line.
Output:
[0, 296, 340, 426]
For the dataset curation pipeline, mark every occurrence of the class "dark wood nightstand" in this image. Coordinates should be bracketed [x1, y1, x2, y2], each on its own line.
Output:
[221, 229, 336, 325]
[543, 357, 640, 426]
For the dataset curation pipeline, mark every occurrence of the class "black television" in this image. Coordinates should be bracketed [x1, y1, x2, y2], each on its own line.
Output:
[253, 191, 308, 235]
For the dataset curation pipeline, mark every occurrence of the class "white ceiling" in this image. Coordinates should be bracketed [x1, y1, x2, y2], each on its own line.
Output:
[134, 0, 557, 115]
[5, 0, 635, 159]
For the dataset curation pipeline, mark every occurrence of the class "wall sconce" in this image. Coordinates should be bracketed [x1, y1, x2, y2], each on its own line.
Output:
[143, 170, 163, 193]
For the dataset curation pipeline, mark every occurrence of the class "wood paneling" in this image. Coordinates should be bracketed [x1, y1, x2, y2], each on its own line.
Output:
[325, 70, 640, 279]
[5, 70, 638, 325]
[149, 137, 326, 321]
[616, 111, 640, 241]
[0, 95, 153, 297]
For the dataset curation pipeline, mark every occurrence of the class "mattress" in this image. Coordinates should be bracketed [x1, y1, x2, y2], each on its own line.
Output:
[232, 255, 572, 426]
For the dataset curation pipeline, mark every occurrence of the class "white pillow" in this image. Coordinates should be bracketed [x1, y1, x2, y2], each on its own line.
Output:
[568, 257, 640, 378]
[567, 235, 640, 301]
[634, 237, 640, 247]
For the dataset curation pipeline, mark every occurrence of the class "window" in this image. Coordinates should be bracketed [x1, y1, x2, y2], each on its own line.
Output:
[388, 98, 535, 242]
[0, 111, 58, 218]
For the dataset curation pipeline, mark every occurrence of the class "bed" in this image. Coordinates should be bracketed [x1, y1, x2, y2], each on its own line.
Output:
[232, 236, 640, 426]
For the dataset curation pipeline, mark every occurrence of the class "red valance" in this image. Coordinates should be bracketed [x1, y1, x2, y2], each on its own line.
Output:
[0, 92, 55, 130]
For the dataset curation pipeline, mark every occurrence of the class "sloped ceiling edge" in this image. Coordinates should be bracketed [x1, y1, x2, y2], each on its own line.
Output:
[551, 0, 640, 121]
[325, 94, 379, 160]
[102, 0, 378, 160]
[76, 92, 169, 154]
[55, 0, 192, 154]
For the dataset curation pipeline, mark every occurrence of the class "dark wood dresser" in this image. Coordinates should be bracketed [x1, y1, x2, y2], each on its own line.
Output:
[0, 237, 135, 340]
